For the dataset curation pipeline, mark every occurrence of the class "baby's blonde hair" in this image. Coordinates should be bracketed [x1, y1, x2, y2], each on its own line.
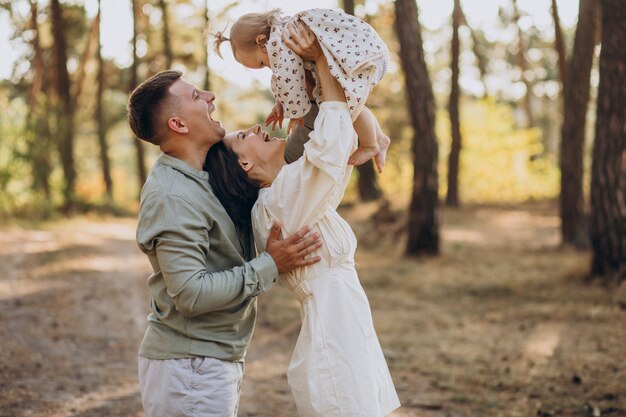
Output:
[213, 8, 284, 59]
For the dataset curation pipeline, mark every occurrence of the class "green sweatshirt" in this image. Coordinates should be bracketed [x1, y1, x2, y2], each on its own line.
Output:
[136, 153, 278, 361]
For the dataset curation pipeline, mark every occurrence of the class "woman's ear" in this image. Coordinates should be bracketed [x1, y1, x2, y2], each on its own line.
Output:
[255, 34, 267, 49]
[167, 117, 189, 134]
[239, 159, 254, 173]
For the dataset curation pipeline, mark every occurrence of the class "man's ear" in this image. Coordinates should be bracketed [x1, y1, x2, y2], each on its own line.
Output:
[239, 159, 254, 173]
[167, 117, 189, 134]
[255, 34, 267, 48]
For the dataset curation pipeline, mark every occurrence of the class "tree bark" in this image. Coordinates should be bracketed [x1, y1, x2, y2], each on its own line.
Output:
[27, 0, 52, 201]
[512, 0, 534, 128]
[551, 0, 568, 88]
[158, 0, 173, 68]
[203, 0, 211, 91]
[446, 0, 462, 207]
[131, 0, 147, 190]
[394, 0, 440, 256]
[559, 0, 599, 248]
[50, 0, 77, 209]
[95, 0, 113, 201]
[342, 0, 382, 202]
[458, 9, 489, 97]
[590, 0, 626, 283]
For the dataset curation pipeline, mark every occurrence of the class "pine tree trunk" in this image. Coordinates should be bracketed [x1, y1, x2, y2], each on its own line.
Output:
[551, 0, 568, 87]
[203, 1, 211, 91]
[96, 0, 113, 201]
[446, 0, 462, 207]
[512, 0, 534, 128]
[158, 0, 173, 68]
[27, 0, 52, 203]
[458, 9, 489, 97]
[50, 0, 77, 210]
[131, 0, 147, 190]
[559, 0, 599, 248]
[342, 0, 382, 202]
[394, 0, 440, 256]
[589, 0, 626, 283]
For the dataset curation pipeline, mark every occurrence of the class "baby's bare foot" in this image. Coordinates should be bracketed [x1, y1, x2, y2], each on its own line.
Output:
[373, 134, 390, 173]
[348, 144, 380, 167]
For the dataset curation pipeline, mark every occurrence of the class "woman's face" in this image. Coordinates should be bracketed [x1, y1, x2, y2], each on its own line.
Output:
[223, 124, 285, 182]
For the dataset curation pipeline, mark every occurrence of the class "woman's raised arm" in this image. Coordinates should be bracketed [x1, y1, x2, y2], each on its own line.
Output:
[282, 22, 346, 103]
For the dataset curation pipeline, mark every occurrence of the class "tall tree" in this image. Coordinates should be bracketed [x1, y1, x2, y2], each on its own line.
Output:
[158, 0, 173, 68]
[511, 0, 534, 127]
[559, 0, 599, 248]
[458, 9, 489, 97]
[342, 0, 382, 202]
[589, 0, 626, 283]
[27, 0, 52, 203]
[551, 0, 567, 87]
[95, 0, 113, 201]
[50, 0, 77, 209]
[203, 0, 211, 91]
[394, 0, 440, 255]
[446, 0, 462, 207]
[130, 0, 147, 190]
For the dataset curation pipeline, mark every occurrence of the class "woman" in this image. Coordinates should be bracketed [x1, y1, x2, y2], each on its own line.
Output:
[205, 23, 400, 417]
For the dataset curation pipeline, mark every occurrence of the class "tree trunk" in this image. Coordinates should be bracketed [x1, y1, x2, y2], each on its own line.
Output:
[50, 0, 77, 210]
[27, 0, 52, 202]
[446, 0, 462, 207]
[342, 0, 382, 202]
[551, 0, 568, 87]
[512, 0, 534, 128]
[158, 0, 173, 68]
[95, 0, 113, 201]
[394, 0, 440, 256]
[131, 0, 147, 190]
[589, 0, 626, 283]
[458, 9, 489, 97]
[73, 18, 99, 105]
[203, 0, 211, 91]
[559, 0, 599, 248]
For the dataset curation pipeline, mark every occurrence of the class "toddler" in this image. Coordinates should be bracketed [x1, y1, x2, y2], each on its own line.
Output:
[214, 8, 391, 172]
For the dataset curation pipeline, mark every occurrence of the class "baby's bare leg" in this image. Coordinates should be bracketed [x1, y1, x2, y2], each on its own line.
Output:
[349, 107, 390, 173]
[348, 108, 380, 167]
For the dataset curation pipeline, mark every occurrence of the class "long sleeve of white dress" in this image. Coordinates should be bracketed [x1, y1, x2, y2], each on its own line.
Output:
[254, 101, 356, 236]
[251, 102, 357, 301]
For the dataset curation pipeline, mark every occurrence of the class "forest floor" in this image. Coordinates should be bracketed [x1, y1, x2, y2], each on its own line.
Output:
[0, 201, 624, 417]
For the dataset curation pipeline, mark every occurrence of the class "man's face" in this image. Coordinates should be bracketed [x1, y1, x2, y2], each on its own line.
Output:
[168, 78, 225, 145]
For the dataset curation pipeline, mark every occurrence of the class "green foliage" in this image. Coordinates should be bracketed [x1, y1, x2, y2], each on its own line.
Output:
[0, 93, 30, 218]
[438, 98, 559, 203]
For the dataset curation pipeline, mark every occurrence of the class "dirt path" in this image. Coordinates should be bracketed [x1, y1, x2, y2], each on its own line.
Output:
[0, 204, 624, 417]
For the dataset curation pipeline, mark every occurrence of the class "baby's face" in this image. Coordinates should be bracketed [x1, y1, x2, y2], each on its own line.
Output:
[235, 45, 270, 70]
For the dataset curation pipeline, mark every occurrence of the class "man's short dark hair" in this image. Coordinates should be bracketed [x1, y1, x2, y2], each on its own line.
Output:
[127, 70, 183, 145]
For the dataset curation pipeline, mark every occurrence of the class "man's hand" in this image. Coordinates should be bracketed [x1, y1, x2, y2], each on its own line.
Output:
[282, 20, 324, 62]
[265, 222, 322, 274]
[265, 101, 284, 130]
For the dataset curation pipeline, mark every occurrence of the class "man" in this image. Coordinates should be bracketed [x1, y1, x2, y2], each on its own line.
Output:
[127, 68, 322, 416]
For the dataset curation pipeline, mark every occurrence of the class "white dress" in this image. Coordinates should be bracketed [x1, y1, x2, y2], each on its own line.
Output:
[251, 102, 400, 417]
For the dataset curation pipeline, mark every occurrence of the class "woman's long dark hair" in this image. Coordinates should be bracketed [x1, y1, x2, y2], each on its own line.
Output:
[204, 141, 260, 228]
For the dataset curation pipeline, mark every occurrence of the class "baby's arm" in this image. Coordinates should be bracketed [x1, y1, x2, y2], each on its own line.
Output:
[265, 101, 285, 130]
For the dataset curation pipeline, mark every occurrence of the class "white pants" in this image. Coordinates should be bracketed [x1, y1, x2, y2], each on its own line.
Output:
[138, 356, 244, 417]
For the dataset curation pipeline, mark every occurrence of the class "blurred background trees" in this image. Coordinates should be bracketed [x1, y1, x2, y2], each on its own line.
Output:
[0, 0, 623, 282]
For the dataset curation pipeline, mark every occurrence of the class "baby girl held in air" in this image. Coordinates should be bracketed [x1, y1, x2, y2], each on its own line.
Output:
[214, 8, 391, 173]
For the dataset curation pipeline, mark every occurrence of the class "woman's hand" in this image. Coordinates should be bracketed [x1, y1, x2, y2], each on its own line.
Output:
[265, 101, 284, 130]
[282, 20, 324, 63]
